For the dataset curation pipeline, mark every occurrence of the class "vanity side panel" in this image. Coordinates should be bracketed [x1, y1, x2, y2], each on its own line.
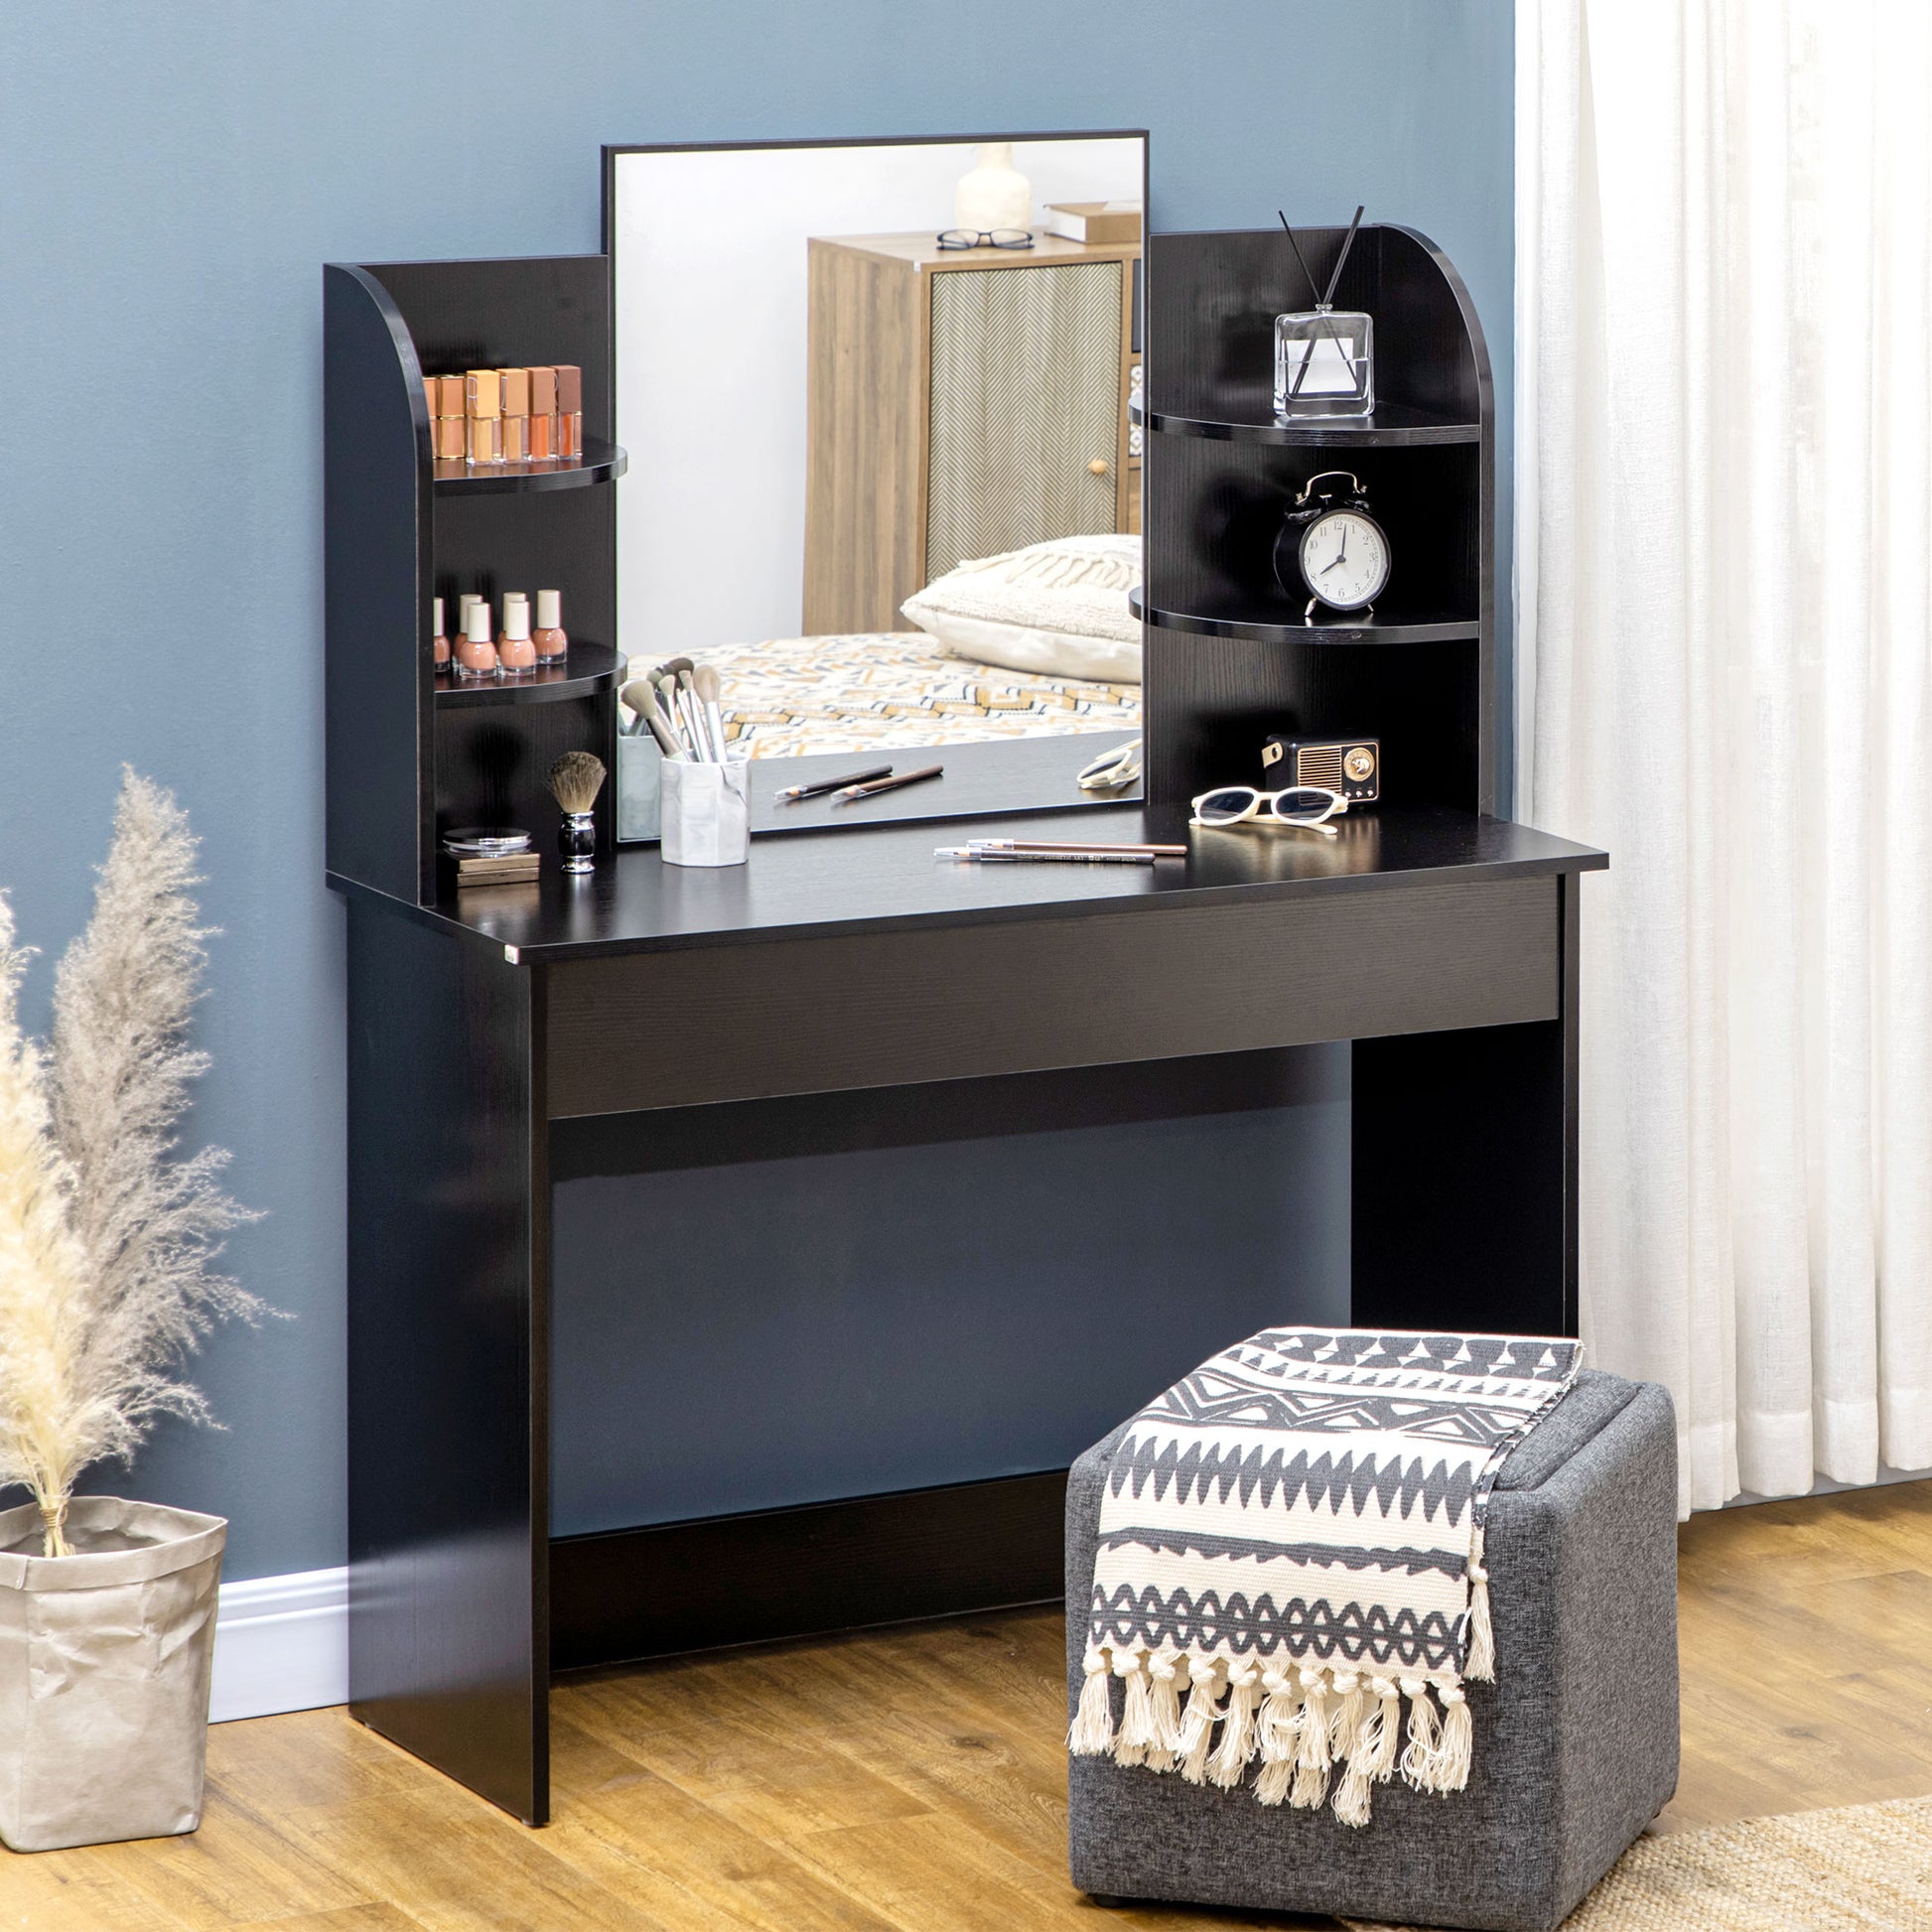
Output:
[346, 900, 549, 1824]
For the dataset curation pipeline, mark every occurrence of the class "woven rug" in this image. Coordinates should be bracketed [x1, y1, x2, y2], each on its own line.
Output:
[1347, 1796, 1932, 1929]
[1070, 1327, 1582, 1825]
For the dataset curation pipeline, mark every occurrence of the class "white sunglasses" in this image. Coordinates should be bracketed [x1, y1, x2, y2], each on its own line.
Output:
[1189, 784, 1348, 837]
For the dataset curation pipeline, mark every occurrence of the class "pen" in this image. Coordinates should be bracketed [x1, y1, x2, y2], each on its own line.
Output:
[936, 847, 1158, 865]
[834, 763, 943, 803]
[774, 764, 893, 802]
[971, 839, 1186, 858]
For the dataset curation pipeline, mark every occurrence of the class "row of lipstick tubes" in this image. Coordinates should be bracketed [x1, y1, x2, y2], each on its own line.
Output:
[434, 591, 569, 679]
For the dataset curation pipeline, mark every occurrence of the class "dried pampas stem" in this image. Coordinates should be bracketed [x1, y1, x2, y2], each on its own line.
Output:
[0, 769, 267, 1556]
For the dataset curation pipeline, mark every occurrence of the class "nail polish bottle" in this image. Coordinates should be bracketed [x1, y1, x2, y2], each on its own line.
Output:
[527, 366, 558, 463]
[532, 588, 568, 663]
[555, 364, 583, 461]
[465, 368, 503, 466]
[499, 366, 530, 465]
[432, 596, 451, 668]
[497, 596, 537, 675]
[455, 599, 498, 678]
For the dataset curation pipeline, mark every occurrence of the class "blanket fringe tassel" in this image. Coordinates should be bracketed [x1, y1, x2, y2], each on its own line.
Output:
[1071, 1647, 1473, 1825]
[1464, 1523, 1496, 1682]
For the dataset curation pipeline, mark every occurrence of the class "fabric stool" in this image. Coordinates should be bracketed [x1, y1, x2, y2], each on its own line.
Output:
[1065, 1368, 1679, 1932]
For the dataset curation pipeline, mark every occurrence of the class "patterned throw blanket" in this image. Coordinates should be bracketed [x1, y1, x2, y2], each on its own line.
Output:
[1070, 1327, 1583, 1825]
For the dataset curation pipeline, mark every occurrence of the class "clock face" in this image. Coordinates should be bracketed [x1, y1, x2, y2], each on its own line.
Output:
[1299, 508, 1390, 611]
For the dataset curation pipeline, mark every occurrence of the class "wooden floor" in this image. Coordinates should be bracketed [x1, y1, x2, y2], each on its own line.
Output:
[7, 1481, 1932, 1930]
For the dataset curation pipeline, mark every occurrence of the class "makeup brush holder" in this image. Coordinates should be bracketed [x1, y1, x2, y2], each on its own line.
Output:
[617, 734, 663, 842]
[660, 752, 752, 867]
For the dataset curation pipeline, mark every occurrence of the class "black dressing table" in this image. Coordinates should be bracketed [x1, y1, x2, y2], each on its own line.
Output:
[328, 217, 1605, 1825]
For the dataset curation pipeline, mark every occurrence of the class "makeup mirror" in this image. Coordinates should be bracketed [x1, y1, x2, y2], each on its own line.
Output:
[605, 132, 1147, 834]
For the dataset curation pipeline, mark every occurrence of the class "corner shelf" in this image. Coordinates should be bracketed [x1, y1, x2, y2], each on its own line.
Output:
[1133, 398, 1479, 449]
[432, 438, 627, 495]
[434, 640, 620, 708]
[1131, 589, 1478, 647]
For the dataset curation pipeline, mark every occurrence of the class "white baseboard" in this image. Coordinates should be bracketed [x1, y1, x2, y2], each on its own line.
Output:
[209, 1565, 348, 1723]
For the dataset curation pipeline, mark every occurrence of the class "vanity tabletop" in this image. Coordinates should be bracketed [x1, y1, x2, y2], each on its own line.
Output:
[336, 804, 1608, 965]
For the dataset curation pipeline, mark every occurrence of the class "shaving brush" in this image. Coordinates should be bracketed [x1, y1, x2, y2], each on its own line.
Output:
[547, 751, 607, 874]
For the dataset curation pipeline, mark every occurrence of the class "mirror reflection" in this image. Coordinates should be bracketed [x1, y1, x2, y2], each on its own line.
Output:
[611, 135, 1146, 766]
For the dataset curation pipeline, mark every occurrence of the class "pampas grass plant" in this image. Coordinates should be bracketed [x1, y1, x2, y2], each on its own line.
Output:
[0, 771, 261, 1558]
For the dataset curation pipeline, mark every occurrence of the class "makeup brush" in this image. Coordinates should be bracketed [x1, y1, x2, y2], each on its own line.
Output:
[547, 751, 607, 876]
[693, 664, 728, 761]
[621, 680, 688, 759]
[547, 751, 606, 815]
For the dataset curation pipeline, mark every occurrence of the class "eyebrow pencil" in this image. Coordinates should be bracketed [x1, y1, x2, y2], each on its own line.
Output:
[970, 839, 1186, 858]
[937, 847, 1157, 866]
[775, 764, 893, 801]
[834, 764, 943, 803]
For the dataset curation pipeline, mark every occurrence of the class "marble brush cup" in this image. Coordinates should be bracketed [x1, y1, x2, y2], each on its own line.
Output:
[661, 751, 751, 867]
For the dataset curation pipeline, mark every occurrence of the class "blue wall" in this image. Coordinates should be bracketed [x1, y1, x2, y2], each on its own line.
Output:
[0, 1, 1513, 1581]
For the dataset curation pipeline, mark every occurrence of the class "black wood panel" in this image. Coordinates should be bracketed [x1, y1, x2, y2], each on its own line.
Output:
[1350, 1019, 1571, 1338]
[346, 900, 549, 1824]
[1145, 636, 1479, 809]
[325, 267, 429, 902]
[1142, 226, 1495, 817]
[542, 873, 1559, 1120]
[1351, 878, 1581, 1339]
[549, 1046, 1332, 1180]
[356, 256, 619, 897]
[551, 1472, 1066, 1669]
[343, 803, 1604, 962]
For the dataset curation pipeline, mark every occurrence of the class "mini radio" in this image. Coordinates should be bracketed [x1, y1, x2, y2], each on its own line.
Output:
[1260, 735, 1380, 804]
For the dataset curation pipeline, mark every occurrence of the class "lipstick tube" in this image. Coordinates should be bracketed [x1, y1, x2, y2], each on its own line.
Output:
[555, 364, 583, 461]
[498, 366, 530, 465]
[527, 366, 558, 463]
[465, 368, 502, 466]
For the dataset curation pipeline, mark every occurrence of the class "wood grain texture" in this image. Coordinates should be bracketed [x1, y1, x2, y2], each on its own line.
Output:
[542, 873, 1561, 1119]
[803, 234, 1140, 635]
[24, 1482, 1932, 1926]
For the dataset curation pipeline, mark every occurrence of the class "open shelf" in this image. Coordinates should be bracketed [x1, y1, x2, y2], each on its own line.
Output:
[1131, 589, 1478, 647]
[433, 437, 627, 496]
[1133, 397, 1479, 449]
[434, 640, 619, 707]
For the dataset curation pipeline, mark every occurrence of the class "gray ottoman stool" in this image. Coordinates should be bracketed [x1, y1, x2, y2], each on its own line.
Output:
[1065, 1368, 1678, 1932]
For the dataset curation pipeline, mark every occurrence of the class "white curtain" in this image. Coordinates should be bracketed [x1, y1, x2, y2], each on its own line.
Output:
[1517, 0, 1932, 1510]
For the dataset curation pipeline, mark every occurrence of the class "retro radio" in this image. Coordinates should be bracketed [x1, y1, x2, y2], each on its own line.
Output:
[1260, 735, 1380, 804]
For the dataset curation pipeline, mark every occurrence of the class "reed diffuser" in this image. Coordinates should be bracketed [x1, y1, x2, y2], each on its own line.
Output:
[1274, 206, 1373, 420]
[547, 751, 607, 875]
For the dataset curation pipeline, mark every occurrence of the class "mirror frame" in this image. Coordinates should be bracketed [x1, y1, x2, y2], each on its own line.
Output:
[600, 129, 1152, 838]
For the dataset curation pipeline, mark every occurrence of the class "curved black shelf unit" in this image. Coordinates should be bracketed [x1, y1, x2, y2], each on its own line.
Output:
[1142, 223, 1497, 815]
[1132, 398, 1479, 449]
[1131, 590, 1478, 648]
[432, 438, 627, 495]
[434, 640, 620, 707]
[325, 256, 621, 903]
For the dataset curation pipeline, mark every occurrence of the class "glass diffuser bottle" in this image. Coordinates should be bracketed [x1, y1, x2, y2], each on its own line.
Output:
[1273, 207, 1374, 421]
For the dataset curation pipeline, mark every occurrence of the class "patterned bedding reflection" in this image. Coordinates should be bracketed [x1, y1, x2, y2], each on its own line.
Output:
[625, 631, 1141, 759]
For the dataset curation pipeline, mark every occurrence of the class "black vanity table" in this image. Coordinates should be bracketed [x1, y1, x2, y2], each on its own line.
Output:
[328, 213, 1605, 1825]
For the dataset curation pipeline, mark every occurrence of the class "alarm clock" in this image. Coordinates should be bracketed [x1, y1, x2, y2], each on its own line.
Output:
[1273, 470, 1392, 618]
